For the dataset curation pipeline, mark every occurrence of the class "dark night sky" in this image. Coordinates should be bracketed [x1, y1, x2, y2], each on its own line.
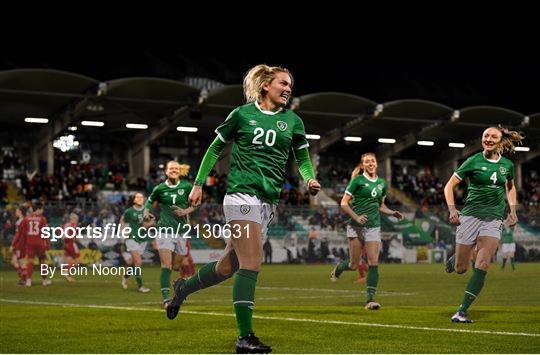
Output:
[2, 46, 538, 114]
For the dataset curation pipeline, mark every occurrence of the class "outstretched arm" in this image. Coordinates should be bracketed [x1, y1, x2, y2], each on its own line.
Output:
[189, 137, 227, 206]
[293, 147, 320, 195]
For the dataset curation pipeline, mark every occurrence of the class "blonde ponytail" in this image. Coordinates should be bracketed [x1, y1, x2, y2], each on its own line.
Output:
[243, 64, 293, 103]
[496, 125, 525, 154]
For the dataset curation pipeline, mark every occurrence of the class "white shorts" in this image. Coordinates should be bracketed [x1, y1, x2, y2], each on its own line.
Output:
[502, 243, 516, 254]
[223, 193, 276, 238]
[125, 239, 148, 254]
[346, 225, 381, 242]
[456, 215, 502, 245]
[156, 233, 188, 256]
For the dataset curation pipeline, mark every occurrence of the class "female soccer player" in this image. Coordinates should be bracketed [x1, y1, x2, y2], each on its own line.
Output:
[167, 64, 320, 353]
[500, 219, 516, 271]
[10, 206, 27, 285]
[144, 161, 195, 305]
[444, 125, 523, 323]
[120, 192, 150, 292]
[330, 153, 403, 310]
[62, 213, 81, 282]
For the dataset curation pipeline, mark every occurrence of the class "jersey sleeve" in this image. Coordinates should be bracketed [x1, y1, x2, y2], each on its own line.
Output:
[292, 116, 309, 150]
[382, 181, 387, 198]
[454, 156, 475, 180]
[145, 185, 160, 210]
[122, 209, 131, 224]
[215, 107, 241, 143]
[345, 178, 358, 198]
[506, 161, 515, 181]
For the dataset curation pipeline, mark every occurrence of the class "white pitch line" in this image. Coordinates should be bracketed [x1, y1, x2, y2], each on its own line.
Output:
[1, 298, 538, 338]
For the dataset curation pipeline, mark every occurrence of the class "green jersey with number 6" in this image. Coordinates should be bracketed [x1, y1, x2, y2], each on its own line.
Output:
[215, 102, 309, 204]
[345, 173, 387, 228]
[122, 206, 145, 243]
[454, 152, 514, 220]
[145, 180, 192, 229]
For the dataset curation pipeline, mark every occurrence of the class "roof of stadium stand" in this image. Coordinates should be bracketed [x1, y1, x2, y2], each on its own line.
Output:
[1, 68, 539, 151]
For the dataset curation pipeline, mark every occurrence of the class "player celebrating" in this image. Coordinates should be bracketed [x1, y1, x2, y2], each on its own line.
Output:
[444, 125, 523, 323]
[166, 64, 320, 353]
[330, 153, 403, 310]
[144, 161, 194, 306]
[120, 192, 150, 292]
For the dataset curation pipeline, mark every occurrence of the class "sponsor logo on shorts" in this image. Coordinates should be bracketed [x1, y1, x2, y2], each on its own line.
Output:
[240, 205, 251, 215]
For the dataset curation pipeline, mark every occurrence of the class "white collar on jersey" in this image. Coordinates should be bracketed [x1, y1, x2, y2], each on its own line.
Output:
[133, 205, 144, 211]
[482, 152, 502, 163]
[255, 101, 282, 115]
[363, 172, 378, 182]
[165, 179, 180, 188]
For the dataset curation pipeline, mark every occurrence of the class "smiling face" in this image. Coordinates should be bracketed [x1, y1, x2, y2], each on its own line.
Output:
[165, 161, 180, 181]
[362, 154, 378, 175]
[482, 127, 502, 154]
[133, 193, 145, 207]
[262, 71, 292, 108]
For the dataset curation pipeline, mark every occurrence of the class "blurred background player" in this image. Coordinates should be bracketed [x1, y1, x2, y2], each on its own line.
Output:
[120, 192, 150, 293]
[444, 125, 523, 323]
[331, 153, 403, 310]
[20, 203, 51, 287]
[144, 161, 194, 307]
[501, 218, 516, 271]
[62, 213, 80, 282]
[10, 205, 28, 285]
[167, 64, 321, 353]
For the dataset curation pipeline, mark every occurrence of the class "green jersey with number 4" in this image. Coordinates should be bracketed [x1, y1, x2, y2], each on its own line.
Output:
[145, 180, 192, 229]
[122, 206, 145, 243]
[215, 102, 309, 204]
[345, 173, 387, 228]
[454, 152, 514, 220]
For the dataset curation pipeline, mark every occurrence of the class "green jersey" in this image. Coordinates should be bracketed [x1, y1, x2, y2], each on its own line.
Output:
[501, 227, 514, 243]
[455, 152, 514, 220]
[215, 102, 309, 204]
[345, 173, 387, 228]
[145, 179, 192, 229]
[122, 206, 145, 243]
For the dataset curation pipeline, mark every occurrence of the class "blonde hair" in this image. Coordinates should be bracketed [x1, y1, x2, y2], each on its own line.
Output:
[491, 125, 525, 154]
[243, 64, 293, 103]
[351, 153, 377, 178]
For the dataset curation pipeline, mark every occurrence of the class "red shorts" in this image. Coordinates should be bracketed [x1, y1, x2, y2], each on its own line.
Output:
[64, 244, 80, 258]
[26, 244, 47, 260]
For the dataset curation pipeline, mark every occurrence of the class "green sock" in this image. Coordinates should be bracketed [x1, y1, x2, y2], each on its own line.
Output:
[233, 269, 258, 337]
[183, 261, 229, 296]
[366, 265, 379, 302]
[135, 275, 143, 288]
[501, 258, 506, 270]
[458, 268, 487, 313]
[510, 257, 515, 271]
[160, 268, 171, 300]
[335, 258, 351, 278]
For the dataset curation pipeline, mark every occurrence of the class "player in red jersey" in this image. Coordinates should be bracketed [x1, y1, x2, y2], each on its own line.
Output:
[62, 213, 80, 282]
[10, 206, 28, 285]
[21, 203, 51, 287]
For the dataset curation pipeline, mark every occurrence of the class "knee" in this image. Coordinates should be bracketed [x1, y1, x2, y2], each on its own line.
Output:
[456, 266, 468, 274]
[216, 263, 235, 278]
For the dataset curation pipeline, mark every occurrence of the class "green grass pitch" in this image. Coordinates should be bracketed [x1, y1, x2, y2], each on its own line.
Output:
[1, 263, 539, 353]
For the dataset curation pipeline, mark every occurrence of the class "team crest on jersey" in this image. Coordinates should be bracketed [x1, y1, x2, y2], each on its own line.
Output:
[377, 184, 382, 190]
[178, 189, 185, 195]
[481, 166, 487, 171]
[240, 205, 251, 215]
[364, 183, 369, 186]
[499, 166, 507, 175]
[249, 120, 258, 126]
[277, 121, 288, 131]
